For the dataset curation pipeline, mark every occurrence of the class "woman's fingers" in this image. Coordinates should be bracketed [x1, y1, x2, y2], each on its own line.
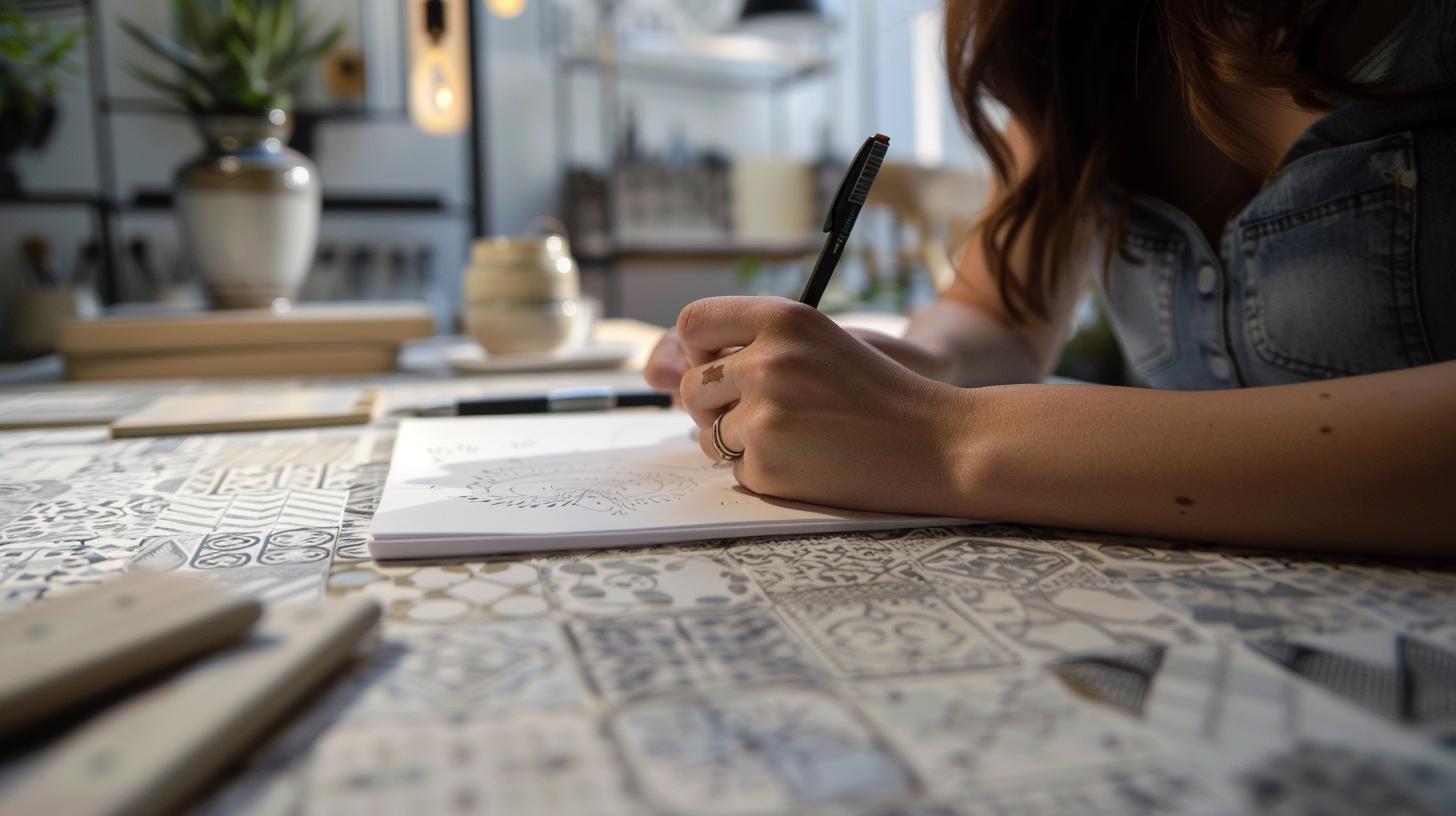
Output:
[697, 404, 747, 462]
[675, 296, 825, 365]
[680, 356, 743, 427]
[681, 354, 745, 410]
[644, 330, 689, 394]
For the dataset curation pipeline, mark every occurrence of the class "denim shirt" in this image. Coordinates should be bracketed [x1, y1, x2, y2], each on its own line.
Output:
[1098, 0, 1456, 389]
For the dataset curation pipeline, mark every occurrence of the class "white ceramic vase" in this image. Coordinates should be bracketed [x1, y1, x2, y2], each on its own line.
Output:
[176, 110, 321, 309]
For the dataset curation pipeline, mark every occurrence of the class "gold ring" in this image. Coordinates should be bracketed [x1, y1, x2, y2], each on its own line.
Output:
[712, 413, 744, 461]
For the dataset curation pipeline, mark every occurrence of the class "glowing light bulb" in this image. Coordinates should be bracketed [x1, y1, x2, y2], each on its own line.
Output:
[487, 0, 526, 19]
[433, 86, 454, 111]
[431, 66, 455, 111]
[411, 48, 466, 133]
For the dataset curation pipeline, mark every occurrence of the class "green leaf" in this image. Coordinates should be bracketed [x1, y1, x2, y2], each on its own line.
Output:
[119, 20, 210, 82]
[286, 15, 317, 62]
[253, 0, 275, 49]
[37, 27, 81, 67]
[172, 0, 209, 50]
[287, 22, 341, 70]
[112, 0, 342, 114]
[223, 34, 266, 95]
[269, 54, 313, 93]
[230, 0, 254, 34]
[250, 2, 275, 80]
[182, 77, 217, 112]
[272, 0, 294, 56]
[268, 19, 340, 92]
[125, 61, 189, 103]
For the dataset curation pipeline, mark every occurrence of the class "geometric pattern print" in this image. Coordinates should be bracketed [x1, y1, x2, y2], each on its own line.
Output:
[1049, 645, 1167, 717]
[154, 489, 347, 537]
[0, 494, 167, 547]
[9, 410, 1456, 816]
[1251, 634, 1456, 727]
[217, 489, 346, 532]
[179, 464, 359, 496]
[190, 527, 337, 571]
[202, 438, 362, 470]
[177, 490, 346, 570]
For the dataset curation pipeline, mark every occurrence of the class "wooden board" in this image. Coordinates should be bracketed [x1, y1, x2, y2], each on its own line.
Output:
[59, 302, 435, 356]
[0, 598, 380, 816]
[65, 343, 400, 381]
[0, 572, 262, 739]
[109, 388, 379, 438]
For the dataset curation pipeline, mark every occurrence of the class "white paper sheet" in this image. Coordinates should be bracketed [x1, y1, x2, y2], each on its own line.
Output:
[368, 412, 963, 558]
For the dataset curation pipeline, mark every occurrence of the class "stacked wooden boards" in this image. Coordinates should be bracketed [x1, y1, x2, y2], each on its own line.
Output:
[58, 303, 436, 381]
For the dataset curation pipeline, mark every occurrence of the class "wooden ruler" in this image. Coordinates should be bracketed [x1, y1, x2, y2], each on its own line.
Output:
[0, 597, 381, 816]
[0, 571, 262, 738]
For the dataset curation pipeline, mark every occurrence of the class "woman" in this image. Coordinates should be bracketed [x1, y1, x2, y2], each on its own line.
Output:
[645, 0, 1456, 553]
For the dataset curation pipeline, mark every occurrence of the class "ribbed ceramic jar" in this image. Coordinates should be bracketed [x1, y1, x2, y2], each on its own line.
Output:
[462, 235, 584, 354]
[175, 110, 321, 309]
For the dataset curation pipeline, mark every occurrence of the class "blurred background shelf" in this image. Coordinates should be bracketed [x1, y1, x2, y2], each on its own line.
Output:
[563, 30, 831, 90]
[576, 237, 822, 266]
[0, 193, 106, 207]
[128, 190, 472, 217]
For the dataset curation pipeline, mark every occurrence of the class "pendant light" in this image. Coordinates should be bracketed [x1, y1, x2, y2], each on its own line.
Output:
[409, 0, 470, 134]
[486, 0, 527, 18]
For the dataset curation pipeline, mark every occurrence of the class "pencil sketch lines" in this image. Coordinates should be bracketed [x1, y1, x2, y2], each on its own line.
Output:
[464, 464, 696, 515]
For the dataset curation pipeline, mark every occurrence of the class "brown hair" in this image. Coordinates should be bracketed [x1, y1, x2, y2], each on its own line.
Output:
[946, 1, 1346, 321]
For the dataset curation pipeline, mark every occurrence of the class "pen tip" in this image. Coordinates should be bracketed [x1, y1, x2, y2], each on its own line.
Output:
[874, 133, 890, 144]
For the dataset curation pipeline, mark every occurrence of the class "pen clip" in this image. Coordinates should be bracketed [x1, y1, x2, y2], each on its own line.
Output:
[823, 136, 877, 233]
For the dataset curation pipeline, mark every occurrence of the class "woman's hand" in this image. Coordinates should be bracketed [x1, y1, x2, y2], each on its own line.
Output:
[645, 318, 951, 396]
[644, 328, 692, 395]
[674, 296, 975, 515]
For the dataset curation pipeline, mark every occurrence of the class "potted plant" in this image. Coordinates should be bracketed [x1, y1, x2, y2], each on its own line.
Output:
[123, 0, 341, 308]
[0, 7, 81, 196]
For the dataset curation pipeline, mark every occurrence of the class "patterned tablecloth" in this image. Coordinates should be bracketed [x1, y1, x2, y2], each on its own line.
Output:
[1, 379, 1454, 816]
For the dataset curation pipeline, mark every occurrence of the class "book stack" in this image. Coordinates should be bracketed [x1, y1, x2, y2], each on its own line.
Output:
[59, 303, 436, 381]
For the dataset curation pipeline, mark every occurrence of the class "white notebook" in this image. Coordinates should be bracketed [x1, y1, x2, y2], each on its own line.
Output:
[368, 412, 961, 558]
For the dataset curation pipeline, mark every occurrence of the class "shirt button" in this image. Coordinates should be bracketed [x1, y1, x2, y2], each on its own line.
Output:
[1208, 353, 1232, 381]
[1196, 264, 1218, 295]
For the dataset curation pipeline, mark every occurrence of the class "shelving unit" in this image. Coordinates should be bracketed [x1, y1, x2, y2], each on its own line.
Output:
[552, 1, 837, 316]
[561, 29, 830, 91]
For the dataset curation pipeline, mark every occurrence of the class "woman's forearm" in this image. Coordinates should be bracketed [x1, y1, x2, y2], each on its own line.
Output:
[904, 298, 1046, 387]
[950, 361, 1456, 554]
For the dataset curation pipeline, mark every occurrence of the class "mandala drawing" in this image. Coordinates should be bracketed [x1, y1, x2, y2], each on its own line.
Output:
[463, 464, 696, 515]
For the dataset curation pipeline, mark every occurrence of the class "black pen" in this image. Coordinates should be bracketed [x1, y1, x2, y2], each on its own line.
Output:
[799, 133, 890, 308]
[407, 387, 672, 417]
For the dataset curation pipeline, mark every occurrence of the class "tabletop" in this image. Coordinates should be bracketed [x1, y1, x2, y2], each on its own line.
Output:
[1, 372, 1454, 816]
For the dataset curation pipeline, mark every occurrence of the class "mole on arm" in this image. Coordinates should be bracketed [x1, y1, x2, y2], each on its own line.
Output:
[1320, 426, 1332, 435]
[1174, 496, 1194, 507]
[1319, 392, 1331, 399]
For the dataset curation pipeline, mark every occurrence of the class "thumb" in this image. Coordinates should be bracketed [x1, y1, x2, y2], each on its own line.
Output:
[644, 331, 689, 394]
